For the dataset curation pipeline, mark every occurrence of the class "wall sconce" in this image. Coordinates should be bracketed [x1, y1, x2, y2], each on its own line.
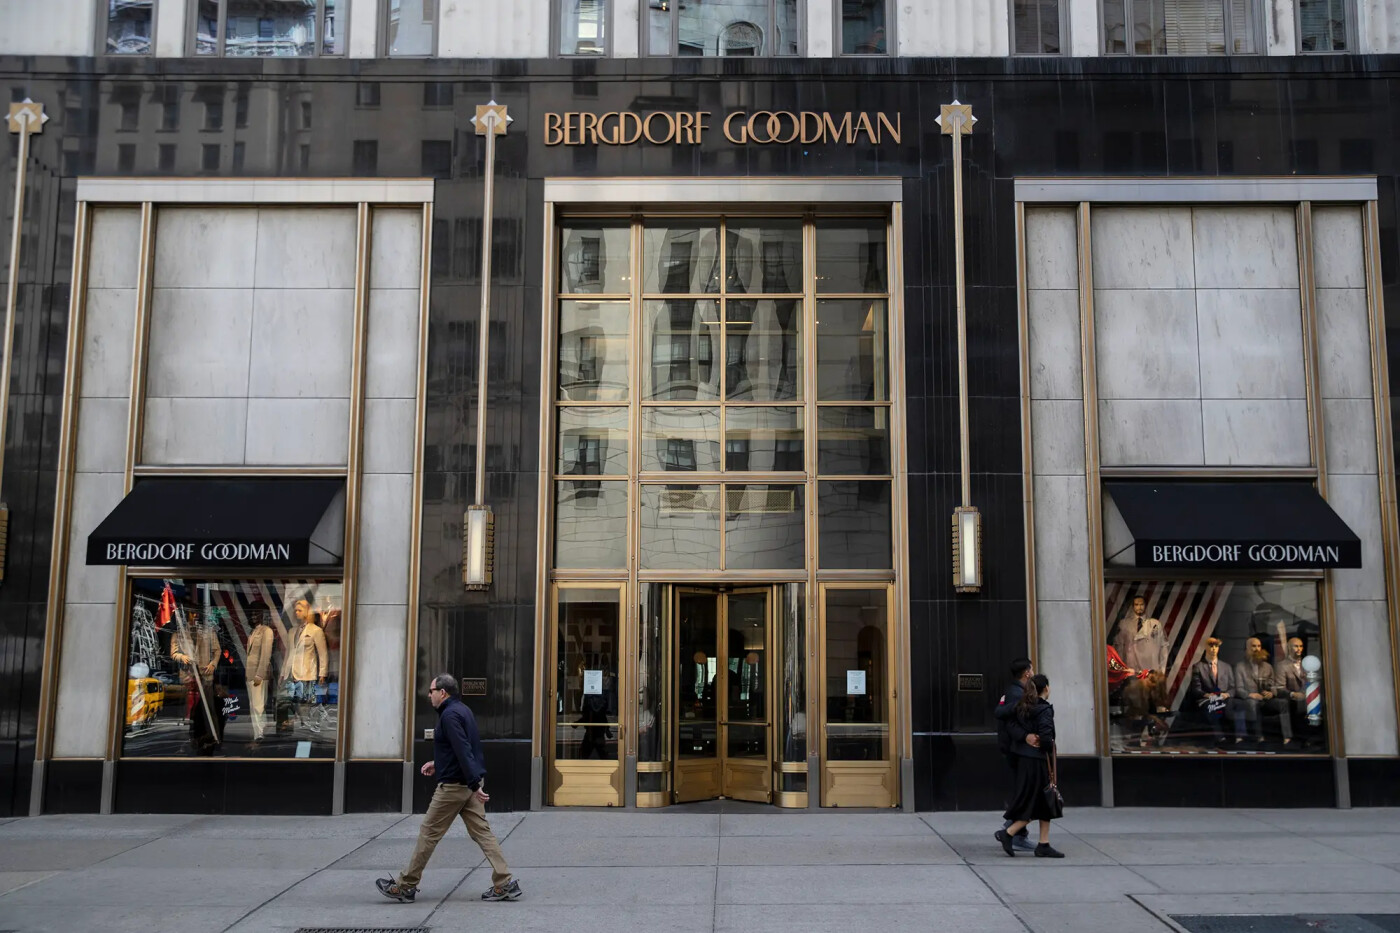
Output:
[462, 505, 494, 590]
[951, 505, 981, 594]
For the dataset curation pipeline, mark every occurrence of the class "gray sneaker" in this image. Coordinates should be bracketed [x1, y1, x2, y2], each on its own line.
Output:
[482, 879, 522, 902]
[1012, 834, 1037, 851]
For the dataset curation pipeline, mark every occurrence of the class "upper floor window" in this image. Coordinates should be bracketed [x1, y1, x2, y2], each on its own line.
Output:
[1297, 0, 1351, 51]
[558, 0, 607, 55]
[103, 0, 154, 54]
[386, 0, 437, 56]
[193, 0, 343, 56]
[646, 0, 800, 56]
[839, 0, 888, 54]
[1012, 0, 1064, 54]
[1102, 0, 1259, 55]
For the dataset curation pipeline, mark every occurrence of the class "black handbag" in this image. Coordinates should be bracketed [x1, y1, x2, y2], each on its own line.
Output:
[1043, 743, 1065, 819]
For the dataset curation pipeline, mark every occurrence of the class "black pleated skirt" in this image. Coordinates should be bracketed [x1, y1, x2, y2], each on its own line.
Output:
[1002, 755, 1057, 823]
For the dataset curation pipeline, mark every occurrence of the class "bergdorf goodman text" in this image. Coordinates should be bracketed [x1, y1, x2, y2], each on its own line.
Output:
[101, 542, 294, 564]
[1144, 543, 1347, 566]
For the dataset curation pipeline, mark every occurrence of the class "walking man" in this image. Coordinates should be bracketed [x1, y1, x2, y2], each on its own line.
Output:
[376, 674, 522, 903]
[994, 657, 1039, 851]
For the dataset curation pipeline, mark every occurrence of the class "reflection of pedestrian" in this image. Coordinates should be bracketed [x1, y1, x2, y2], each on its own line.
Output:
[578, 674, 613, 760]
[245, 601, 274, 744]
[377, 674, 522, 904]
[171, 607, 224, 755]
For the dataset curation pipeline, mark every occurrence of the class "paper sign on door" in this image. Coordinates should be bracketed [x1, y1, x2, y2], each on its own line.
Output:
[846, 670, 866, 696]
[583, 670, 603, 695]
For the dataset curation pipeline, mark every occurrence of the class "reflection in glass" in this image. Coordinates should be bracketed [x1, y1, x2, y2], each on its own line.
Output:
[725, 485, 804, 570]
[555, 481, 628, 569]
[1013, 0, 1061, 54]
[561, 224, 630, 294]
[122, 578, 342, 759]
[637, 584, 668, 763]
[557, 407, 628, 475]
[779, 583, 806, 762]
[1298, 0, 1347, 51]
[195, 0, 219, 54]
[818, 407, 890, 474]
[641, 407, 722, 472]
[559, 0, 607, 53]
[559, 300, 629, 401]
[644, 299, 720, 401]
[1102, 0, 1127, 51]
[387, 0, 436, 55]
[726, 299, 801, 401]
[676, 591, 718, 757]
[646, 0, 673, 54]
[1104, 580, 1327, 756]
[816, 299, 888, 401]
[106, 0, 153, 54]
[824, 587, 889, 761]
[640, 485, 720, 570]
[818, 481, 892, 569]
[644, 224, 720, 294]
[555, 588, 620, 762]
[322, 0, 340, 54]
[726, 221, 802, 293]
[725, 407, 803, 471]
[815, 221, 887, 292]
[840, 0, 888, 53]
[225, 0, 319, 56]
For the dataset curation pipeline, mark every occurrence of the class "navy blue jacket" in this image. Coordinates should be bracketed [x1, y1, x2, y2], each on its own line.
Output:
[1010, 699, 1056, 760]
[994, 681, 1029, 756]
[434, 696, 487, 789]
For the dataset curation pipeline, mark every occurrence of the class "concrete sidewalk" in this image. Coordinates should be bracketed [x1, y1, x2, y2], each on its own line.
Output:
[0, 805, 1397, 933]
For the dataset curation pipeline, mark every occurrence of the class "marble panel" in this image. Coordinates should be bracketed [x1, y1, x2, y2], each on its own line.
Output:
[1323, 398, 1379, 474]
[1025, 208, 1079, 291]
[1327, 474, 1387, 602]
[247, 289, 355, 398]
[1033, 474, 1090, 602]
[79, 288, 136, 399]
[1027, 289, 1082, 401]
[348, 604, 408, 758]
[254, 208, 358, 289]
[1098, 399, 1204, 466]
[366, 289, 422, 400]
[1036, 600, 1097, 755]
[1090, 207, 1194, 289]
[87, 208, 142, 289]
[1316, 288, 1373, 400]
[1311, 205, 1366, 289]
[74, 396, 130, 475]
[153, 207, 258, 289]
[1031, 399, 1086, 476]
[1094, 289, 1199, 400]
[364, 399, 417, 474]
[1196, 288, 1306, 399]
[146, 288, 254, 398]
[1201, 399, 1310, 466]
[52, 602, 117, 758]
[64, 471, 124, 606]
[1067, 0, 1101, 55]
[370, 209, 423, 290]
[243, 398, 350, 465]
[1191, 205, 1299, 289]
[141, 397, 248, 465]
[357, 474, 413, 606]
[1333, 600, 1400, 757]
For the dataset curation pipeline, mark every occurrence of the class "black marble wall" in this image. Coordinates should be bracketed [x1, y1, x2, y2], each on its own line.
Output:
[0, 54, 1395, 813]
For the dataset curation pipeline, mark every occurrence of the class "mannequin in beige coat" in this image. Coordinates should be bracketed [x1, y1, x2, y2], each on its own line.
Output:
[245, 601, 276, 742]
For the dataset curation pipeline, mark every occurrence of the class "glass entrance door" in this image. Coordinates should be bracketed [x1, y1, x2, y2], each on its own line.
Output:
[673, 588, 772, 803]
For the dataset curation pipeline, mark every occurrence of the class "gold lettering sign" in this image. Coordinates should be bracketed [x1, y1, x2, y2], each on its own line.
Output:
[544, 111, 899, 146]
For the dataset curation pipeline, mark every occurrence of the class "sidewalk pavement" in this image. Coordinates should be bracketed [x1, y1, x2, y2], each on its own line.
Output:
[0, 804, 1398, 933]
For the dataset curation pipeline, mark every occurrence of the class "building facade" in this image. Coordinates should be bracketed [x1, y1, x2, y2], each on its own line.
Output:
[0, 0, 1398, 816]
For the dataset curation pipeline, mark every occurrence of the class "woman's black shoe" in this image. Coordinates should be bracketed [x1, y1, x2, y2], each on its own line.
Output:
[1034, 843, 1065, 858]
[995, 829, 1015, 857]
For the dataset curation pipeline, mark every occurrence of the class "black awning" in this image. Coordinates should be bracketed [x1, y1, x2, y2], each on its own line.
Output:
[1104, 481, 1362, 570]
[87, 478, 346, 567]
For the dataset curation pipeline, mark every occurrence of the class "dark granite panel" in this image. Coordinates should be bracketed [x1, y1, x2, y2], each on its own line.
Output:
[1349, 758, 1400, 807]
[42, 759, 102, 814]
[345, 760, 405, 813]
[1221, 758, 1334, 809]
[223, 762, 335, 815]
[114, 761, 226, 814]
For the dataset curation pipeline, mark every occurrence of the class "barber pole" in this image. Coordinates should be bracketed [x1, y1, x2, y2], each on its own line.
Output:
[1305, 666, 1323, 726]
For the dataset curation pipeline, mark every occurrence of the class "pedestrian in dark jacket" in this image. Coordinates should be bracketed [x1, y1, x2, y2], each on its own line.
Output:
[377, 674, 523, 903]
[996, 673, 1065, 858]
[994, 657, 1040, 851]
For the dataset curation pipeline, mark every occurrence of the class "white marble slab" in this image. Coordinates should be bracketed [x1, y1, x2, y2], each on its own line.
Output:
[1327, 474, 1386, 602]
[370, 209, 424, 290]
[52, 602, 117, 758]
[140, 397, 249, 465]
[1031, 399, 1086, 476]
[146, 288, 254, 398]
[74, 396, 130, 475]
[254, 207, 358, 289]
[1323, 397, 1379, 474]
[348, 604, 409, 758]
[1311, 205, 1366, 289]
[1191, 205, 1299, 289]
[357, 474, 414, 606]
[247, 289, 355, 398]
[1196, 288, 1306, 400]
[1090, 206, 1194, 289]
[1036, 599, 1097, 755]
[87, 208, 142, 290]
[1316, 287, 1373, 400]
[1094, 288, 1200, 400]
[366, 289, 422, 400]
[1027, 289, 1082, 401]
[1025, 207, 1079, 291]
[364, 398, 417, 474]
[1098, 399, 1204, 466]
[63, 471, 124, 606]
[243, 398, 350, 465]
[78, 288, 137, 399]
[154, 207, 258, 289]
[1333, 599, 1400, 757]
[1033, 474, 1090, 601]
[1201, 399, 1310, 466]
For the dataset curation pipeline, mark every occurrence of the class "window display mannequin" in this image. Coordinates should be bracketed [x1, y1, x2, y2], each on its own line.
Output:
[1111, 596, 1168, 712]
[1189, 637, 1243, 744]
[285, 596, 329, 727]
[170, 605, 224, 754]
[1233, 636, 1293, 745]
[245, 601, 275, 745]
[1278, 635, 1310, 742]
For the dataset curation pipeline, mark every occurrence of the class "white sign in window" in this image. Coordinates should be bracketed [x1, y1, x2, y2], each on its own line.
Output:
[846, 670, 866, 696]
[583, 669, 603, 695]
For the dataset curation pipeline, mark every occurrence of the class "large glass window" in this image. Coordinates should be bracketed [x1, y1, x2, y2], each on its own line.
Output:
[1012, 0, 1063, 54]
[1101, 0, 1258, 54]
[195, 0, 342, 56]
[839, 0, 888, 54]
[122, 578, 341, 758]
[823, 586, 890, 760]
[647, 0, 800, 55]
[1105, 580, 1328, 756]
[555, 587, 622, 762]
[386, 0, 437, 56]
[1297, 0, 1350, 51]
[558, 0, 607, 54]
[103, 0, 154, 54]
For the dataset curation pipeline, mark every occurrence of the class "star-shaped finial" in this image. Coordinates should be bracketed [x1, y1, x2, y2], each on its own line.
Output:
[936, 100, 976, 136]
[471, 100, 513, 137]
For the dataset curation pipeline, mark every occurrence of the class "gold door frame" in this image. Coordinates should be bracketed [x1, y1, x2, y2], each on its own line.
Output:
[673, 586, 722, 803]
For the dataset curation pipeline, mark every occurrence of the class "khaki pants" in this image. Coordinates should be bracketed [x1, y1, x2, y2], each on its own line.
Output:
[399, 783, 511, 888]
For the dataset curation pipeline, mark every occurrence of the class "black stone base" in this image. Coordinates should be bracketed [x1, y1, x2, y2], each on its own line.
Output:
[113, 759, 334, 814]
[912, 734, 1102, 811]
[43, 759, 103, 814]
[1112, 755, 1335, 807]
[1348, 758, 1400, 807]
[345, 760, 404, 812]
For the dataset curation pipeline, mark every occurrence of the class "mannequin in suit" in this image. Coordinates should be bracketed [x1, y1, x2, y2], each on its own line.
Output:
[245, 601, 275, 744]
[1189, 637, 1243, 744]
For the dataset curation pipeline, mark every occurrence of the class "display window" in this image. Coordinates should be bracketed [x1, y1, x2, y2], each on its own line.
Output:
[122, 578, 342, 758]
[1104, 580, 1328, 756]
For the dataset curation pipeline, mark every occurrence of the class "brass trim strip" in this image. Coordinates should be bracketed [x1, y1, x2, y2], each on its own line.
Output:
[1099, 465, 1319, 479]
[1362, 200, 1400, 754]
[402, 201, 433, 776]
[0, 107, 36, 511]
[75, 177, 437, 205]
[32, 201, 90, 786]
[532, 201, 556, 768]
[1014, 177, 1378, 204]
[133, 464, 349, 477]
[888, 202, 913, 769]
[1015, 201, 1038, 666]
[1078, 202, 1109, 761]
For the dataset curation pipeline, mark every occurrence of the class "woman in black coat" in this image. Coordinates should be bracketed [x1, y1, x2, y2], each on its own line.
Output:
[995, 673, 1065, 858]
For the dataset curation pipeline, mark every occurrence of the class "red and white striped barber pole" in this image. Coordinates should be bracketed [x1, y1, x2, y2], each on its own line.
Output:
[1304, 655, 1323, 726]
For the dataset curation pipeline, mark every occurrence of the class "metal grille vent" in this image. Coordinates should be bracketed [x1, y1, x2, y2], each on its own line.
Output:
[1173, 917, 1400, 933]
